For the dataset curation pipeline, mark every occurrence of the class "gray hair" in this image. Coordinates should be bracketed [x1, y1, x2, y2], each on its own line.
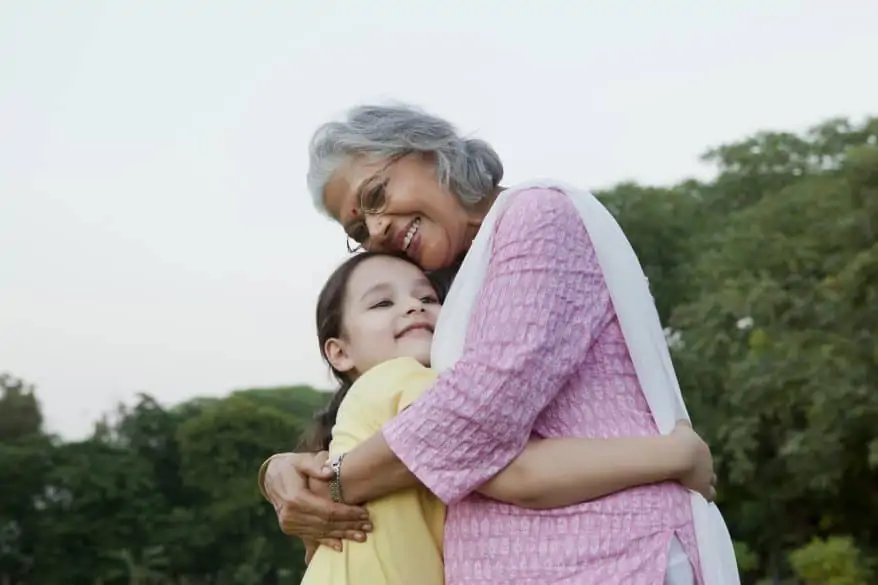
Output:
[307, 103, 504, 214]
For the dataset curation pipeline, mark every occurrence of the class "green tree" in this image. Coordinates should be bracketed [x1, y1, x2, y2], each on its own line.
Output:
[668, 119, 878, 581]
[0, 374, 43, 443]
[0, 378, 327, 585]
[175, 391, 310, 583]
[597, 182, 703, 322]
[789, 536, 873, 585]
[0, 374, 53, 585]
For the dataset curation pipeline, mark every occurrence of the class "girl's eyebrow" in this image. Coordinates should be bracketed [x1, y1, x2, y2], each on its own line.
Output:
[358, 282, 393, 301]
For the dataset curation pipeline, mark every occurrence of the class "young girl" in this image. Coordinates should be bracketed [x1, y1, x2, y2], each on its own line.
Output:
[297, 251, 714, 585]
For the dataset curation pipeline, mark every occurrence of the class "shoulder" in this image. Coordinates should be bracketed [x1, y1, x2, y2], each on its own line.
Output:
[501, 185, 576, 219]
[344, 357, 432, 407]
[492, 185, 590, 249]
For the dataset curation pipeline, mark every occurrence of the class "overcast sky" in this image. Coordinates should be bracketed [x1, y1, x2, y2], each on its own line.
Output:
[2, 0, 877, 439]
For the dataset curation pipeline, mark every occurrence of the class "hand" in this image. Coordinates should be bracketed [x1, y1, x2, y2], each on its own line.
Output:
[263, 452, 372, 550]
[307, 473, 332, 501]
[304, 539, 317, 565]
[669, 420, 717, 501]
[304, 472, 364, 551]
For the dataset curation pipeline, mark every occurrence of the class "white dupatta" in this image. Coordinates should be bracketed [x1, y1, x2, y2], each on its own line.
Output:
[430, 180, 740, 585]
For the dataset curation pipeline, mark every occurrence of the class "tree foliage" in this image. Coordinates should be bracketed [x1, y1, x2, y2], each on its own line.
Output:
[2, 115, 877, 584]
[0, 377, 325, 585]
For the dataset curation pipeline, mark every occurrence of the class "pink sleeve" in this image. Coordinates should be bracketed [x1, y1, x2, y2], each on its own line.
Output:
[382, 187, 614, 504]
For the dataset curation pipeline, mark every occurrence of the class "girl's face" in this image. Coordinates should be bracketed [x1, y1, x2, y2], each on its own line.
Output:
[324, 255, 441, 378]
[322, 154, 482, 271]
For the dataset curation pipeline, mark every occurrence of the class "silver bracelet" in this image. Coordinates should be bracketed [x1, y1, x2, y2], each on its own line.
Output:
[329, 453, 346, 503]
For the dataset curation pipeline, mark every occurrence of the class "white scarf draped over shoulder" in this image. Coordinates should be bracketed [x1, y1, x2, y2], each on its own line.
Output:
[431, 180, 740, 585]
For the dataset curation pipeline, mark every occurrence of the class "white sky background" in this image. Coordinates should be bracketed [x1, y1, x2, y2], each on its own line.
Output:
[1, 1, 876, 439]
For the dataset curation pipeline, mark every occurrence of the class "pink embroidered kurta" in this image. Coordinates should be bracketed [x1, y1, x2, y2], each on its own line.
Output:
[382, 187, 702, 585]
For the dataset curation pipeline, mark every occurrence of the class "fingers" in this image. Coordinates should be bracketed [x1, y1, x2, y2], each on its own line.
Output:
[287, 485, 367, 521]
[295, 453, 334, 480]
[323, 500, 371, 523]
[346, 528, 370, 542]
[702, 476, 718, 501]
[695, 484, 715, 502]
[287, 487, 336, 518]
[317, 537, 344, 552]
[314, 451, 330, 470]
[279, 509, 345, 538]
[319, 512, 371, 533]
[324, 523, 372, 539]
[276, 490, 371, 539]
[278, 511, 310, 536]
[321, 527, 370, 542]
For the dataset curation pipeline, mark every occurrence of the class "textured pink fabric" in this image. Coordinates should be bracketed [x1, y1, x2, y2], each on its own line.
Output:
[382, 187, 702, 585]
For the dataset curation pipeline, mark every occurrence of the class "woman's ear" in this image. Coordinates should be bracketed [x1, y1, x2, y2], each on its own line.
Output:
[324, 337, 355, 374]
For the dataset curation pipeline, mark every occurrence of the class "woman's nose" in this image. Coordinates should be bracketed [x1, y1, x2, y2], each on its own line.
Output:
[365, 215, 390, 246]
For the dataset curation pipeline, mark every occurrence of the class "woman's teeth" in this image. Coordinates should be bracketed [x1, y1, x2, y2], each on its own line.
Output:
[403, 218, 421, 250]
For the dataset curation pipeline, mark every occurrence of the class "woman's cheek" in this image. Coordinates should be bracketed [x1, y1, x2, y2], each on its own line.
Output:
[417, 236, 445, 270]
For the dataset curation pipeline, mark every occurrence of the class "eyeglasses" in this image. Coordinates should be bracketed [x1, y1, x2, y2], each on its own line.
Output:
[344, 155, 405, 252]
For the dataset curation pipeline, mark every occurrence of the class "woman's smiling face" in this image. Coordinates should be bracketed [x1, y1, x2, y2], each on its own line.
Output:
[322, 154, 478, 271]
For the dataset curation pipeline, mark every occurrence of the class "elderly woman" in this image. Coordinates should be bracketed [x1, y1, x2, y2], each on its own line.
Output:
[260, 104, 739, 585]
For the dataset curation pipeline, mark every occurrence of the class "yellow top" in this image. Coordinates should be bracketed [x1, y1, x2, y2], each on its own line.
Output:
[301, 357, 445, 585]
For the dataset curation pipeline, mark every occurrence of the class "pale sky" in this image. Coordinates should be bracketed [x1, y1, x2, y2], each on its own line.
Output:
[2, 1, 877, 439]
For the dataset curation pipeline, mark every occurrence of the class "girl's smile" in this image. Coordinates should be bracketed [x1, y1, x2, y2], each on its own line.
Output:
[323, 254, 441, 379]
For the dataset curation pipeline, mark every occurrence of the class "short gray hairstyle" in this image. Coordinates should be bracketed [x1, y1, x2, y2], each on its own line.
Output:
[307, 103, 504, 214]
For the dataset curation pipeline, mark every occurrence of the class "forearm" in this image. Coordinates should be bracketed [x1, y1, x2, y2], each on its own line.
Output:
[478, 435, 687, 509]
[337, 431, 419, 505]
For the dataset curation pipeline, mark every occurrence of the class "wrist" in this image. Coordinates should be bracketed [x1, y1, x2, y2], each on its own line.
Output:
[258, 454, 281, 501]
[259, 452, 298, 503]
[660, 435, 693, 481]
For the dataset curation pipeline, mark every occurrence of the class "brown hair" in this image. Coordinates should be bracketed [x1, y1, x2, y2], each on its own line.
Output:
[297, 251, 445, 452]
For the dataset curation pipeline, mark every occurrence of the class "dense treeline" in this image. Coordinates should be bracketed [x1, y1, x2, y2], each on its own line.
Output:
[2, 116, 876, 584]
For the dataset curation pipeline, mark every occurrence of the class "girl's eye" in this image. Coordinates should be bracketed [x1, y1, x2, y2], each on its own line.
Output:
[370, 299, 393, 309]
[421, 295, 439, 304]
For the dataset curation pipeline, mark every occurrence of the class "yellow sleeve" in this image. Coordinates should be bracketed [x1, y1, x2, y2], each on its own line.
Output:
[395, 364, 438, 412]
[331, 358, 437, 452]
